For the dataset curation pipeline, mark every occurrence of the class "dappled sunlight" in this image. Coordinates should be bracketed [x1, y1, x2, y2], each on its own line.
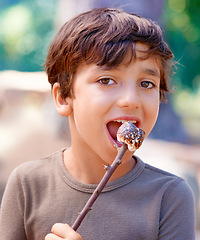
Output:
[1, 5, 32, 56]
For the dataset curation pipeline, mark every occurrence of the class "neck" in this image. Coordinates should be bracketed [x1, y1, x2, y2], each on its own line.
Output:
[63, 147, 136, 184]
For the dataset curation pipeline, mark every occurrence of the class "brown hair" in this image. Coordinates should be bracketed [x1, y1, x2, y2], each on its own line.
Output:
[45, 8, 174, 101]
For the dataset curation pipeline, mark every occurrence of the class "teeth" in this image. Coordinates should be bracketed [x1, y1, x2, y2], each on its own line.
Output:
[114, 120, 137, 124]
[115, 120, 126, 123]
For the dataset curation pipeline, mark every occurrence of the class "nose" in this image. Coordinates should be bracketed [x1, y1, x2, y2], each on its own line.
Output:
[116, 83, 141, 109]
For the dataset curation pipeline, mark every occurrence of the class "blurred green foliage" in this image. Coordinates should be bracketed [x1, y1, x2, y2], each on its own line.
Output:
[0, 0, 56, 71]
[163, 0, 200, 142]
[164, 0, 200, 91]
[0, 0, 200, 91]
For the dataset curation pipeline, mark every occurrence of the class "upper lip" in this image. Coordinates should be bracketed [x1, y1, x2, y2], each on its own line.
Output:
[106, 116, 141, 128]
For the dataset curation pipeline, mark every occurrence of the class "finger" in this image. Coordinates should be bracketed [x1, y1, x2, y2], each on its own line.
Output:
[63, 224, 83, 239]
[45, 233, 63, 240]
[51, 223, 83, 240]
[51, 223, 68, 238]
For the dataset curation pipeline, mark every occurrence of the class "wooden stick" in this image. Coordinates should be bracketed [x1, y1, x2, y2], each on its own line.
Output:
[72, 143, 128, 231]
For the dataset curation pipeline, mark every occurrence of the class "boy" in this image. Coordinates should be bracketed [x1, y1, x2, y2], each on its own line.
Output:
[0, 8, 195, 240]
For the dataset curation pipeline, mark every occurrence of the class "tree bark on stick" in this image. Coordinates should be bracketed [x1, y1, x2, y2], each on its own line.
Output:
[72, 143, 128, 231]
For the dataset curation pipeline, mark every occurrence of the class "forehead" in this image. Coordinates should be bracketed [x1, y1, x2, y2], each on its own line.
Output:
[73, 43, 162, 82]
[96, 42, 161, 72]
[134, 42, 162, 74]
[135, 42, 151, 58]
[75, 53, 161, 80]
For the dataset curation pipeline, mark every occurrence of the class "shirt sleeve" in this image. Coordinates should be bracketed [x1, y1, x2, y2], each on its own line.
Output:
[158, 179, 196, 240]
[0, 167, 27, 240]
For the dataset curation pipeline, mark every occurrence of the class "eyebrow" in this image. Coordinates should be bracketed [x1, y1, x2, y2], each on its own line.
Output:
[95, 65, 113, 71]
[143, 67, 160, 78]
[92, 65, 161, 78]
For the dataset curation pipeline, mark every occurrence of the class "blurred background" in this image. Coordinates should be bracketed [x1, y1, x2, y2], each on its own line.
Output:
[0, 0, 200, 234]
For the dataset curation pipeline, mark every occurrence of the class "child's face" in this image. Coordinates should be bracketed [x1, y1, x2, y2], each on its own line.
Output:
[68, 43, 160, 163]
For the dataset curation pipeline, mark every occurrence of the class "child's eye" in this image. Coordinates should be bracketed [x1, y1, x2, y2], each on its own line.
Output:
[98, 78, 115, 85]
[140, 80, 155, 89]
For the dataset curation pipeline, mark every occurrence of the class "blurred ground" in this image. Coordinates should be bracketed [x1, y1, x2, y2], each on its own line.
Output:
[0, 71, 200, 235]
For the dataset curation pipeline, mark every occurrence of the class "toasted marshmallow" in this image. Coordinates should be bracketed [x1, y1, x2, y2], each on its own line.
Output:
[117, 121, 145, 151]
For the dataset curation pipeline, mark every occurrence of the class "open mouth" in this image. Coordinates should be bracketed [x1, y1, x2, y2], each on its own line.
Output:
[106, 120, 138, 147]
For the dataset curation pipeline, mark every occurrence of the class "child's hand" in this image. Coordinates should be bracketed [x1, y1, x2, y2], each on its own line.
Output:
[45, 223, 83, 240]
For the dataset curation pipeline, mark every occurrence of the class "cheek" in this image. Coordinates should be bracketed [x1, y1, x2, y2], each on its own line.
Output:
[84, 90, 114, 114]
[144, 94, 160, 133]
[150, 102, 159, 122]
[72, 92, 106, 128]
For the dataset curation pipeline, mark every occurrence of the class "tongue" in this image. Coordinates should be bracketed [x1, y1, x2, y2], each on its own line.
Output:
[107, 121, 122, 140]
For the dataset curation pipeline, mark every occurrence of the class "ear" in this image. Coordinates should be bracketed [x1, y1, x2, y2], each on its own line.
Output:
[52, 83, 73, 117]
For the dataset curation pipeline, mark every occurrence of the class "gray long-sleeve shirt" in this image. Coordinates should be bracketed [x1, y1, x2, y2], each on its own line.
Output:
[0, 149, 195, 240]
